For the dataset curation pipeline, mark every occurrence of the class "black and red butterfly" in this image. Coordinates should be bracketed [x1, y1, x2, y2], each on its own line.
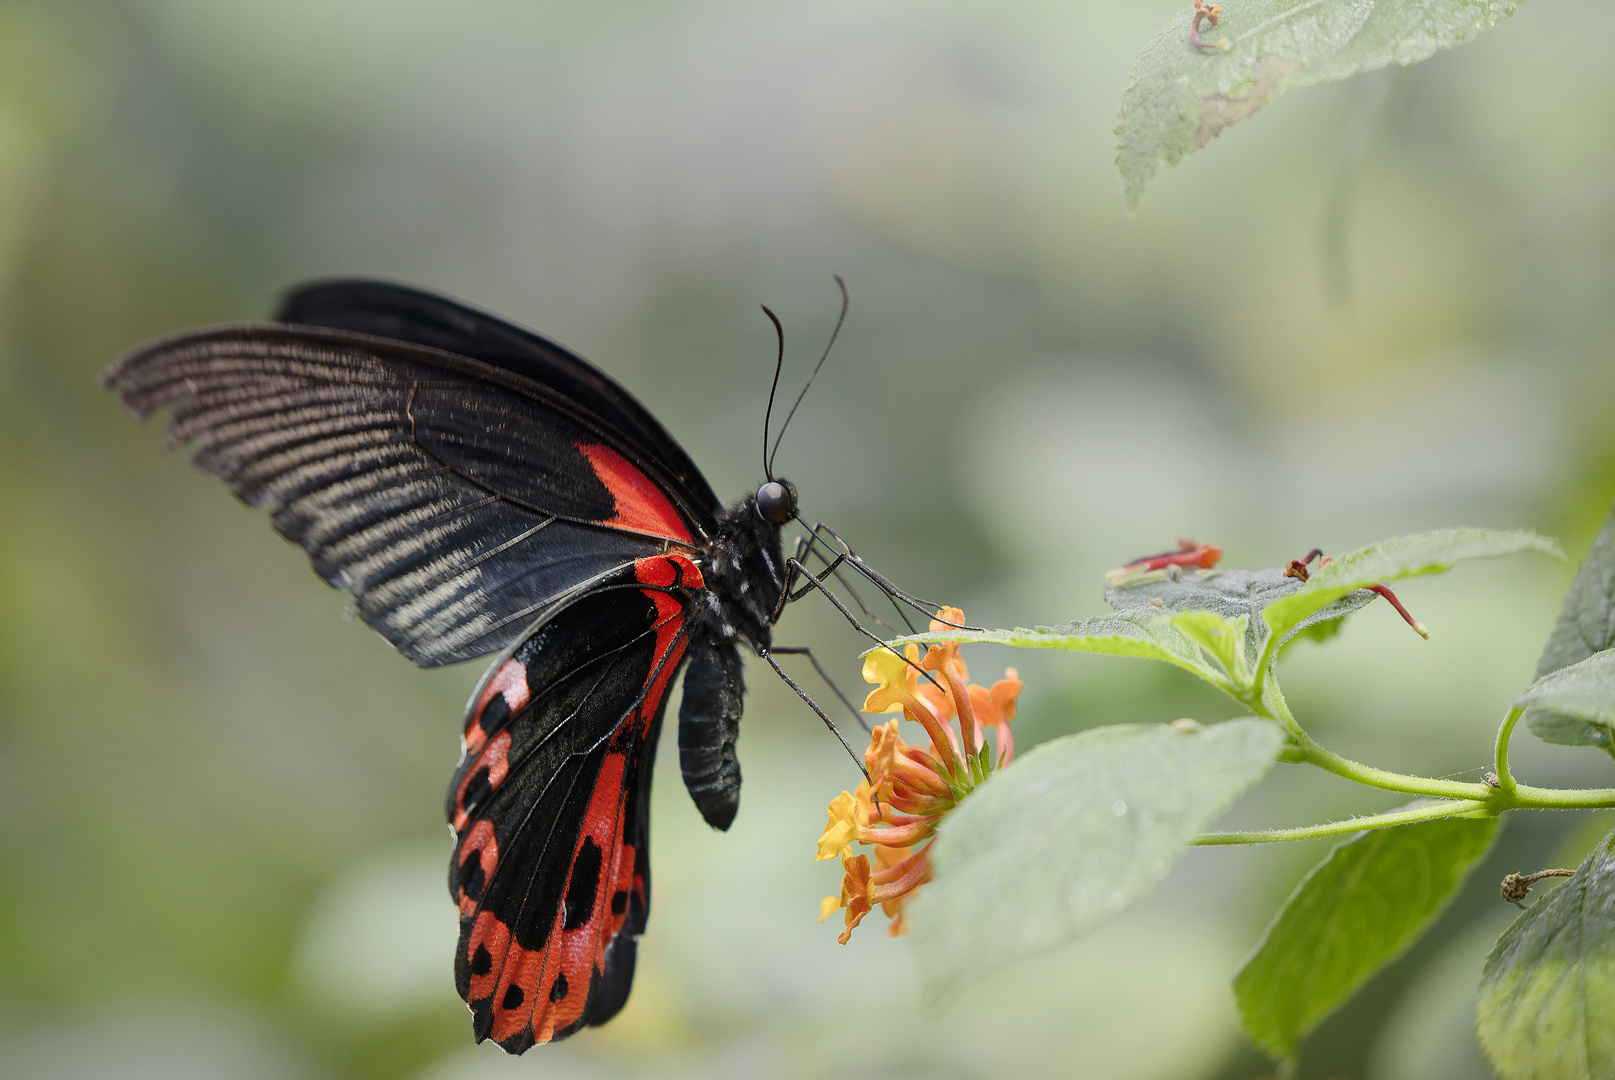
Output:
[100, 279, 901, 1052]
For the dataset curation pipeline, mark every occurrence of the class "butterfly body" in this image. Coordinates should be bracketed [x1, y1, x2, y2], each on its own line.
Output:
[101, 281, 800, 1052]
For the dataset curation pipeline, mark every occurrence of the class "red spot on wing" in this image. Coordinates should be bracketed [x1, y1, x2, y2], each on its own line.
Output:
[464, 659, 531, 755]
[632, 551, 704, 590]
[576, 442, 692, 543]
[455, 820, 499, 918]
[452, 730, 512, 833]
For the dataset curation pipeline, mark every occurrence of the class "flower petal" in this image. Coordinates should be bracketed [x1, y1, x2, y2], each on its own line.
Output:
[861, 648, 913, 714]
[815, 790, 866, 860]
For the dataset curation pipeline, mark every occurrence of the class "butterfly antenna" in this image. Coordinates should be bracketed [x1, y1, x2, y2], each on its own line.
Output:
[767, 273, 849, 477]
[760, 304, 786, 482]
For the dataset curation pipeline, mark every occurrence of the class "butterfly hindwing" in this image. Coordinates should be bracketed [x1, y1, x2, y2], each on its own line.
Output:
[449, 553, 703, 1051]
[101, 323, 711, 666]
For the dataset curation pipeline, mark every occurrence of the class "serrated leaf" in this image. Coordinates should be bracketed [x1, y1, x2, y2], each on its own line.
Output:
[883, 611, 1222, 683]
[1477, 827, 1615, 1080]
[1518, 648, 1615, 762]
[1108, 565, 1377, 663]
[909, 718, 1283, 1007]
[1537, 502, 1615, 677]
[1233, 814, 1498, 1061]
[1115, 0, 1522, 211]
[1262, 529, 1563, 641]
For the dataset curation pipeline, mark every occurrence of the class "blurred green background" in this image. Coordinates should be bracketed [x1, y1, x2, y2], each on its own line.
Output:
[1, 1, 1613, 1077]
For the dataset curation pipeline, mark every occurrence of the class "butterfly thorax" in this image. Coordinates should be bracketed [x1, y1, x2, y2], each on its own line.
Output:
[697, 490, 789, 652]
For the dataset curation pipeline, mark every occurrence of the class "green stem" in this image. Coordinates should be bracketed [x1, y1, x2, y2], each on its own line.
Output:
[1195, 798, 1490, 846]
[1300, 744, 1493, 801]
[1510, 784, 1615, 810]
[1494, 705, 1524, 797]
[1253, 680, 1492, 800]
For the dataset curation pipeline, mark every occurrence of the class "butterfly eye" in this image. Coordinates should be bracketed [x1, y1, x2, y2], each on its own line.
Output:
[755, 480, 797, 524]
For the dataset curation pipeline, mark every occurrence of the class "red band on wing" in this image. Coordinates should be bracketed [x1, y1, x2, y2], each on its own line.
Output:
[576, 442, 692, 543]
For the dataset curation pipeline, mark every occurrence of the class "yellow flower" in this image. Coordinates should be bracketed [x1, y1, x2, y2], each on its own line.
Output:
[818, 607, 1026, 943]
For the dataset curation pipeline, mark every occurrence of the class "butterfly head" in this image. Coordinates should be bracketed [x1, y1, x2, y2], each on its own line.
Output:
[755, 479, 797, 525]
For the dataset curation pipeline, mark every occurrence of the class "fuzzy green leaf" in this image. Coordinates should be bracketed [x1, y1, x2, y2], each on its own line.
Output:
[1262, 529, 1563, 642]
[1519, 649, 1615, 762]
[1477, 827, 1615, 1079]
[1234, 814, 1499, 1061]
[1116, 0, 1522, 210]
[909, 718, 1283, 1006]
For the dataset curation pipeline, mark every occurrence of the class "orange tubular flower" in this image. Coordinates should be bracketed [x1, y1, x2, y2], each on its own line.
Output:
[818, 607, 1022, 943]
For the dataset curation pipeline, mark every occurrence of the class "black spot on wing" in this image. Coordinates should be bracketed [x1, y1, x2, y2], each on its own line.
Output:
[562, 839, 603, 932]
[478, 694, 510, 735]
[456, 852, 486, 904]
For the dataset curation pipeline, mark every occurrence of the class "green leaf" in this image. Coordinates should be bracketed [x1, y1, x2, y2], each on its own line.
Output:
[1476, 826, 1615, 1079]
[1537, 502, 1615, 678]
[1115, 0, 1522, 211]
[1108, 565, 1378, 662]
[883, 611, 1223, 684]
[1262, 529, 1564, 642]
[1173, 610, 1252, 687]
[909, 718, 1283, 1006]
[1518, 649, 1615, 762]
[1233, 814, 1499, 1061]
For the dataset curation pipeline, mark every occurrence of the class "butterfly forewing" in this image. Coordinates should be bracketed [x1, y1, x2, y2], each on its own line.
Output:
[101, 327, 703, 666]
[449, 554, 702, 1050]
[275, 280, 723, 519]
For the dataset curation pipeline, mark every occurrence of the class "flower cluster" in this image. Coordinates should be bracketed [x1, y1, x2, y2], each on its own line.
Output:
[817, 608, 1022, 943]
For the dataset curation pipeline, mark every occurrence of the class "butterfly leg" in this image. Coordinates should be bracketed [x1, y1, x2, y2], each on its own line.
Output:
[768, 645, 871, 733]
[779, 556, 944, 695]
[801, 522, 983, 632]
[758, 647, 870, 781]
[799, 540, 912, 635]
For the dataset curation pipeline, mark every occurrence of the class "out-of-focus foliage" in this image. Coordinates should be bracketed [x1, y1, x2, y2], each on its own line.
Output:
[1528, 503, 1615, 757]
[1116, 0, 1522, 209]
[1477, 828, 1615, 1079]
[1235, 815, 1499, 1060]
[0, 0, 1612, 1078]
[910, 717, 1281, 1004]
